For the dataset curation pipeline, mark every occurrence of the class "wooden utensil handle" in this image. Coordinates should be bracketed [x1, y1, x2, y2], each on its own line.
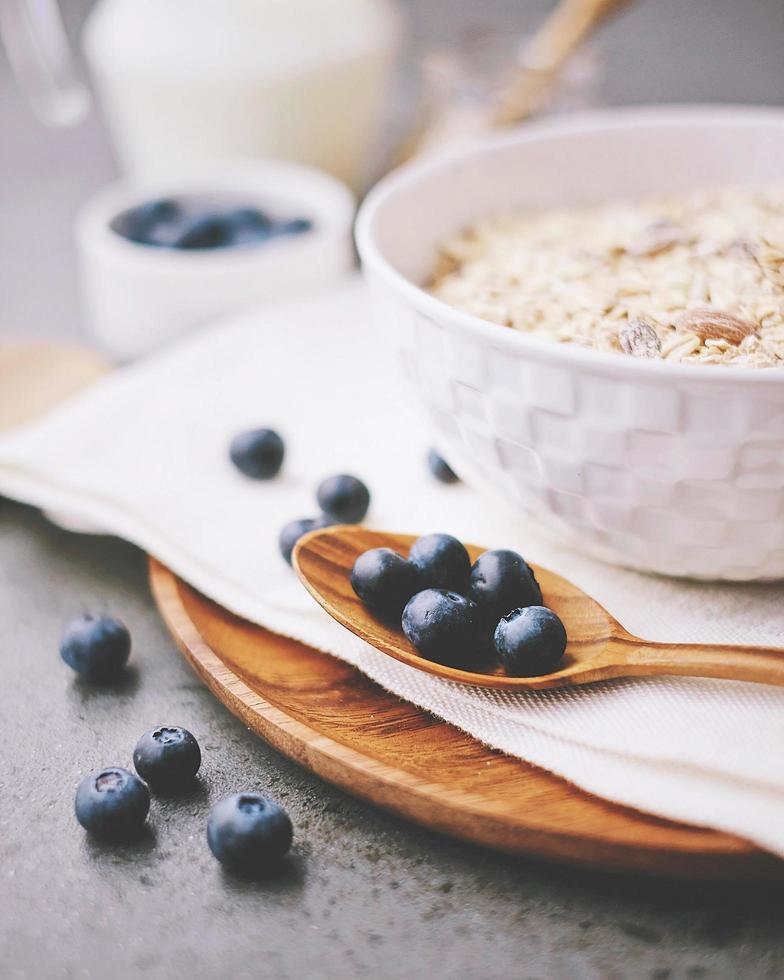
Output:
[521, 0, 630, 75]
[492, 0, 633, 125]
[627, 642, 784, 687]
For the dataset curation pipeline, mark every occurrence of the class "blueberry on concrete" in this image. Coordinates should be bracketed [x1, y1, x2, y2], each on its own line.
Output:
[401, 589, 481, 670]
[229, 428, 285, 479]
[494, 606, 567, 677]
[207, 792, 293, 875]
[133, 726, 201, 789]
[351, 548, 421, 620]
[317, 474, 370, 524]
[74, 767, 150, 840]
[427, 449, 459, 485]
[408, 533, 470, 593]
[60, 614, 131, 681]
[468, 550, 542, 626]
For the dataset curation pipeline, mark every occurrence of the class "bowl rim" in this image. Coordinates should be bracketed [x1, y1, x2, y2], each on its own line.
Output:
[355, 104, 784, 386]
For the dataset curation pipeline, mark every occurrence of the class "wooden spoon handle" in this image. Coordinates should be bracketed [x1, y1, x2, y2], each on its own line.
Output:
[624, 641, 784, 687]
[492, 0, 633, 125]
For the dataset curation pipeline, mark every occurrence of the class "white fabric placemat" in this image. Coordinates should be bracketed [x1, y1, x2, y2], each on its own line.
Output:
[2, 278, 783, 856]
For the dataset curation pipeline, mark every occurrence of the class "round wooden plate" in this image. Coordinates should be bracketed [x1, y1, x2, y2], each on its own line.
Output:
[149, 560, 781, 880]
[1, 339, 779, 879]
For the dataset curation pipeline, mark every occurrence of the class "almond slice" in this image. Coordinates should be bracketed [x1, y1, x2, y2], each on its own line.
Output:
[618, 319, 661, 358]
[627, 221, 686, 258]
[672, 308, 757, 345]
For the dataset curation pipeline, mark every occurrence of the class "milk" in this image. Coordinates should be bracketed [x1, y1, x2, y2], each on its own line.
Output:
[83, 0, 402, 189]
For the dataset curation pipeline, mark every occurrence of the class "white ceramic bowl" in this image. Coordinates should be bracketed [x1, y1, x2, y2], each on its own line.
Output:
[356, 106, 784, 581]
[77, 161, 355, 360]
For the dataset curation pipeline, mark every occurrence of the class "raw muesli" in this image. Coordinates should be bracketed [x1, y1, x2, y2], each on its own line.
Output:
[430, 186, 784, 367]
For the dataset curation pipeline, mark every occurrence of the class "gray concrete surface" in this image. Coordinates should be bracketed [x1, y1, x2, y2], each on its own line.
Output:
[1, 2, 784, 978]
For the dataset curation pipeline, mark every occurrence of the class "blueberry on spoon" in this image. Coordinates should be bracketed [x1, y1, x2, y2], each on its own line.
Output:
[402, 589, 482, 670]
[468, 549, 542, 626]
[409, 533, 470, 593]
[351, 548, 421, 620]
[494, 606, 567, 677]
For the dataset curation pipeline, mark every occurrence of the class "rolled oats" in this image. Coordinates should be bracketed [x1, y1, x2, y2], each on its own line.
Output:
[430, 186, 784, 367]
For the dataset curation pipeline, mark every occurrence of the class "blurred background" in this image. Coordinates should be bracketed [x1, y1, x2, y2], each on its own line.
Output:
[1, 0, 783, 344]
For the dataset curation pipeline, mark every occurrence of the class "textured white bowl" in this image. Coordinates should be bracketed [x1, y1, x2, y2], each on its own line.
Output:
[77, 161, 355, 360]
[356, 106, 784, 581]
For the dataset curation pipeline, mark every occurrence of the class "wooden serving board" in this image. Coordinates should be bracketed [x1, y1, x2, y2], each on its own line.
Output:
[149, 560, 781, 879]
[1, 339, 780, 879]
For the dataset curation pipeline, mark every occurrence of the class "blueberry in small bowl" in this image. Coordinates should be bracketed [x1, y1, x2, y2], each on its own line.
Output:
[402, 588, 482, 670]
[230, 427, 285, 479]
[133, 726, 201, 790]
[174, 213, 236, 250]
[468, 549, 542, 626]
[351, 547, 421, 621]
[225, 207, 274, 244]
[494, 606, 567, 677]
[112, 194, 313, 252]
[207, 792, 293, 877]
[119, 198, 181, 244]
[60, 614, 131, 681]
[317, 474, 370, 524]
[75, 767, 150, 840]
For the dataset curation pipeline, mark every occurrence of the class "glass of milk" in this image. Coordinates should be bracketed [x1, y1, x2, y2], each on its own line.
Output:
[1, 0, 403, 191]
[83, 0, 403, 190]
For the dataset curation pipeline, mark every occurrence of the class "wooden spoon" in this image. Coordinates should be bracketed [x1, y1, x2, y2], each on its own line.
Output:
[408, 0, 634, 158]
[294, 526, 784, 691]
[491, 0, 634, 126]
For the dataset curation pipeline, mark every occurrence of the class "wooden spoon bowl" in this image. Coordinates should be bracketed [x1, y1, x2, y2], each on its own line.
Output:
[294, 526, 784, 691]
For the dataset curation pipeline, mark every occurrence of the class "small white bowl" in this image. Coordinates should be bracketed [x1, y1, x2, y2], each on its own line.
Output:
[77, 161, 355, 360]
[356, 106, 784, 581]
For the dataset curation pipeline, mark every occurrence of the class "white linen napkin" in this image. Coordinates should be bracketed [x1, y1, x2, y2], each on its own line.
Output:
[2, 278, 783, 857]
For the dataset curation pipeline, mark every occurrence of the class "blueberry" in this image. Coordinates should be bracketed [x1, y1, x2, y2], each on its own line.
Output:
[273, 217, 313, 236]
[279, 515, 333, 565]
[174, 213, 234, 249]
[115, 198, 180, 245]
[468, 550, 542, 626]
[494, 606, 567, 677]
[207, 792, 293, 876]
[74, 767, 150, 840]
[229, 428, 285, 479]
[230, 207, 273, 230]
[317, 474, 370, 524]
[60, 614, 131, 681]
[427, 449, 459, 484]
[133, 726, 201, 789]
[402, 589, 482, 669]
[227, 207, 274, 245]
[409, 533, 470, 593]
[350, 548, 421, 620]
